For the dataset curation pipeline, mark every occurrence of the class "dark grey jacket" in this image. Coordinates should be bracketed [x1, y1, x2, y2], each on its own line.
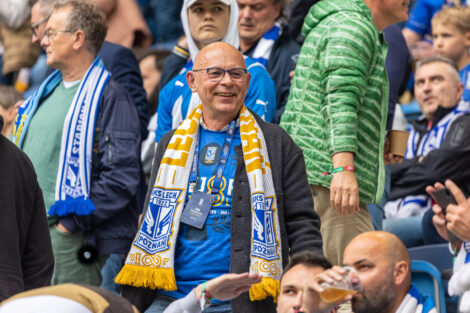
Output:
[123, 113, 322, 313]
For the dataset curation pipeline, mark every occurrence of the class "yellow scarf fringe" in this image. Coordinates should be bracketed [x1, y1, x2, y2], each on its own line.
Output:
[114, 264, 177, 290]
[249, 277, 280, 302]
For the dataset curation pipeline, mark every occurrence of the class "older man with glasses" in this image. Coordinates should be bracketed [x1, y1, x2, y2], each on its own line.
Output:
[13, 0, 141, 287]
[117, 42, 322, 313]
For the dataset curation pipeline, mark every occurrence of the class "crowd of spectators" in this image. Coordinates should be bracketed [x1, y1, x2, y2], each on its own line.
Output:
[1, 0, 470, 312]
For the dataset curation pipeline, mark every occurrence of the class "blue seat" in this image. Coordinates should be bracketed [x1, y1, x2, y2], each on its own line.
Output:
[411, 260, 447, 313]
[409, 243, 453, 274]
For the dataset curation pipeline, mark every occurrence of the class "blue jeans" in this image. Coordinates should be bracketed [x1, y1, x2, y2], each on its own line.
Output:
[383, 216, 423, 248]
[100, 253, 123, 294]
[145, 295, 232, 313]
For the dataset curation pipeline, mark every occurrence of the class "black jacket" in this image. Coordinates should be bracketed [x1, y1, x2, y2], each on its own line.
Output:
[122, 113, 323, 313]
[390, 112, 470, 200]
[0, 117, 54, 301]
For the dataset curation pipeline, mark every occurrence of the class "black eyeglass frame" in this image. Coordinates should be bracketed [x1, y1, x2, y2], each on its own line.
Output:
[192, 67, 248, 82]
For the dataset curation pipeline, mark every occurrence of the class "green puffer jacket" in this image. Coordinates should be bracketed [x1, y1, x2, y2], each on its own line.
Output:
[280, 0, 388, 204]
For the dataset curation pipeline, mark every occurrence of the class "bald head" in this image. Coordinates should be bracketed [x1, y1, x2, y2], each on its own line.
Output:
[349, 231, 410, 266]
[343, 231, 411, 313]
[187, 42, 250, 131]
[194, 42, 246, 70]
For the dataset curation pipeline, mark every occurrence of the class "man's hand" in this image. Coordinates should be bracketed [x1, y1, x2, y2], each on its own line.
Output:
[443, 180, 470, 241]
[57, 222, 71, 233]
[194, 272, 262, 301]
[331, 152, 359, 215]
[426, 180, 470, 242]
[426, 182, 449, 241]
[384, 136, 403, 165]
[302, 267, 352, 313]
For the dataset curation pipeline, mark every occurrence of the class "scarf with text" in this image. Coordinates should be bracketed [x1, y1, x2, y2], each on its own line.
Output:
[116, 104, 282, 301]
[12, 58, 110, 216]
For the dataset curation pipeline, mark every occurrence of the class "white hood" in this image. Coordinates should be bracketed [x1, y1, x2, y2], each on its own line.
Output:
[181, 0, 240, 61]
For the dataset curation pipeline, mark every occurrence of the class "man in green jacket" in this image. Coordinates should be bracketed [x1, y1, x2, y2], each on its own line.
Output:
[280, 0, 409, 266]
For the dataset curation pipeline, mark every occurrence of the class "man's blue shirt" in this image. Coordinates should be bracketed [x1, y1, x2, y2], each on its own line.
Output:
[162, 126, 240, 300]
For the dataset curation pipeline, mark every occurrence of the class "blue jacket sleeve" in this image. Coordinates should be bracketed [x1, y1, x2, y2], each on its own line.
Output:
[245, 62, 277, 122]
[155, 79, 178, 143]
[404, 0, 435, 37]
[60, 80, 141, 232]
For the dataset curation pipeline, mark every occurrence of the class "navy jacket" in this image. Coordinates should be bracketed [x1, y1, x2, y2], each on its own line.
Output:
[98, 41, 149, 139]
[60, 79, 142, 256]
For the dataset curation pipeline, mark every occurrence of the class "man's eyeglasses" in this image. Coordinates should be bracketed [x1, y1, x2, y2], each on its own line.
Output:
[192, 67, 248, 82]
[30, 17, 49, 37]
[43, 29, 74, 41]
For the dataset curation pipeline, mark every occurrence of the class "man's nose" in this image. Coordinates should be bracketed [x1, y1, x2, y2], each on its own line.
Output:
[293, 291, 303, 309]
[239, 7, 252, 20]
[220, 71, 234, 85]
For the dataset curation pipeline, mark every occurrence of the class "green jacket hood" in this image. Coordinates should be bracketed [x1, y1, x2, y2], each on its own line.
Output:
[302, 0, 372, 37]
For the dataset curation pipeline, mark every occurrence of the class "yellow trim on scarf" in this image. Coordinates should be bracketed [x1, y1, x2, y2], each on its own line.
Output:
[249, 277, 280, 301]
[115, 265, 177, 290]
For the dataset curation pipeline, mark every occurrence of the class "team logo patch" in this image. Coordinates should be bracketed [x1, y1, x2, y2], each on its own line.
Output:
[252, 193, 279, 261]
[135, 188, 182, 254]
[200, 143, 220, 165]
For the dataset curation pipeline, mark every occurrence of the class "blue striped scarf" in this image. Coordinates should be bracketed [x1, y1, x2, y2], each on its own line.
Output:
[396, 285, 437, 313]
[12, 58, 110, 216]
[250, 22, 281, 67]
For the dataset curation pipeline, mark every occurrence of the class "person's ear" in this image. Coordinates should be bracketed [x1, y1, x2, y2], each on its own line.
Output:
[187, 71, 197, 92]
[393, 261, 409, 286]
[464, 31, 470, 47]
[73, 29, 86, 51]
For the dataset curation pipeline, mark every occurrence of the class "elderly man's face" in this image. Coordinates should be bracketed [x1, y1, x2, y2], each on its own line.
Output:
[414, 62, 463, 121]
[188, 45, 250, 122]
[40, 7, 75, 70]
[188, 0, 230, 48]
[237, 0, 280, 46]
[31, 2, 48, 44]
[276, 264, 325, 313]
[343, 238, 396, 313]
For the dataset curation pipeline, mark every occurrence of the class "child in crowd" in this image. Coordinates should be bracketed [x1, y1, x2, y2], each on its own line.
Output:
[432, 6, 470, 101]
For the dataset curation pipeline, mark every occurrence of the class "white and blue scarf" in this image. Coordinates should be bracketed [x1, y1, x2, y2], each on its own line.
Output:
[396, 285, 437, 313]
[12, 58, 110, 216]
[385, 100, 470, 218]
[250, 22, 281, 67]
[449, 242, 470, 312]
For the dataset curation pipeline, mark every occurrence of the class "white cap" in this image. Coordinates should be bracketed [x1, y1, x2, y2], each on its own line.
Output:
[186, 0, 231, 8]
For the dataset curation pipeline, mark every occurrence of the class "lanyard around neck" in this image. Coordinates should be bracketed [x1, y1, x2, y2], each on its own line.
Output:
[189, 119, 237, 197]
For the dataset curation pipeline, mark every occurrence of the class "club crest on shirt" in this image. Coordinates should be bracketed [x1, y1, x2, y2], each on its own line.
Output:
[200, 143, 221, 165]
[135, 188, 182, 254]
[252, 193, 279, 261]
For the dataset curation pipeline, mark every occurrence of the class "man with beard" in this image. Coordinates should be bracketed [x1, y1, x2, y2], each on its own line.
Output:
[343, 231, 436, 313]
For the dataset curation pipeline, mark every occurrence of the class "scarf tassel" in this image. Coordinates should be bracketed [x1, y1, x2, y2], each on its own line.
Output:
[48, 198, 96, 216]
[249, 277, 280, 302]
[115, 264, 177, 291]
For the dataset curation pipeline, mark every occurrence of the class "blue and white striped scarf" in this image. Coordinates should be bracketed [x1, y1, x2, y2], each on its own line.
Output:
[250, 22, 281, 67]
[396, 285, 437, 313]
[385, 100, 470, 218]
[12, 58, 110, 216]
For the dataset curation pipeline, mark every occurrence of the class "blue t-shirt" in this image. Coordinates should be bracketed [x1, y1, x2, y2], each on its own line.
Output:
[405, 0, 469, 38]
[163, 125, 240, 300]
[461, 63, 470, 102]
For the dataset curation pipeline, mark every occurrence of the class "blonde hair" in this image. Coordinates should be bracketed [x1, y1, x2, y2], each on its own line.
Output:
[432, 6, 470, 34]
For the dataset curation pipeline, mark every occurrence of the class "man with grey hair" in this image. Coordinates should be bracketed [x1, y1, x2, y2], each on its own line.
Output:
[13, 0, 141, 286]
[30, 0, 149, 140]
[384, 56, 470, 246]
